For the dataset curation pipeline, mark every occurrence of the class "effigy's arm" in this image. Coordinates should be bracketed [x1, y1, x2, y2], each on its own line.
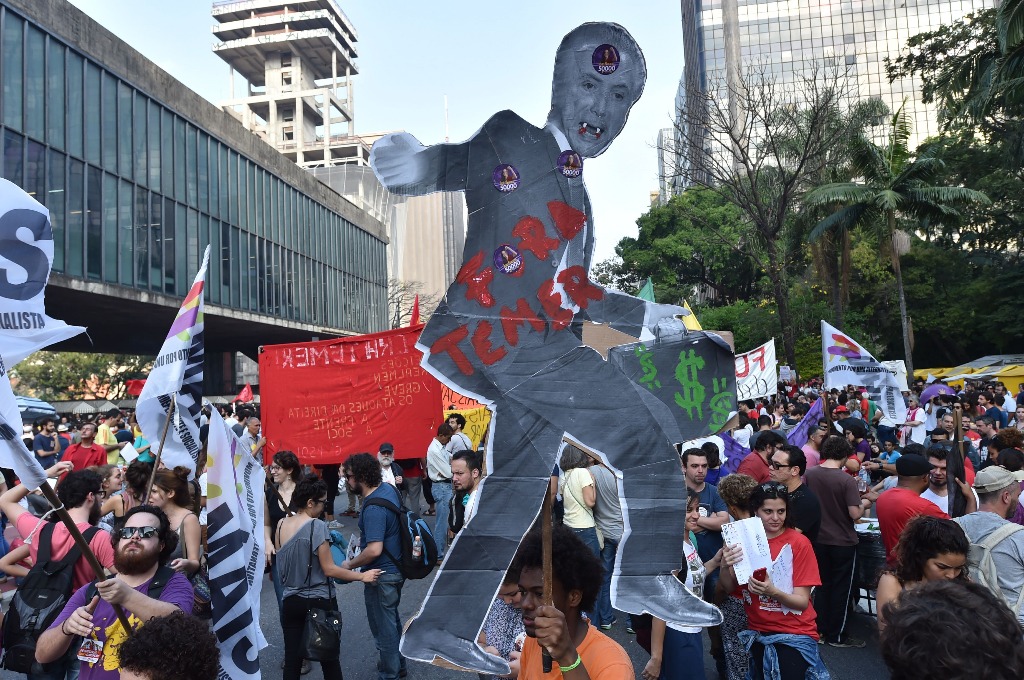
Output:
[370, 132, 470, 196]
[583, 287, 690, 339]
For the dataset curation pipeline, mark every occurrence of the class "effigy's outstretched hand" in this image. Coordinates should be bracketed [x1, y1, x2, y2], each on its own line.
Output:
[370, 132, 429, 193]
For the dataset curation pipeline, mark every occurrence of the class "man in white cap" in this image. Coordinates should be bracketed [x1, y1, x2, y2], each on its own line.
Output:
[954, 466, 1024, 625]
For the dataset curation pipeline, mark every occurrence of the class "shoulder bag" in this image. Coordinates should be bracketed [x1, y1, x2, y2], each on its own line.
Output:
[299, 520, 343, 660]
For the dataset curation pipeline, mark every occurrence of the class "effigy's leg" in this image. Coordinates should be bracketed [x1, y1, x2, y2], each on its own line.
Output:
[399, 395, 560, 674]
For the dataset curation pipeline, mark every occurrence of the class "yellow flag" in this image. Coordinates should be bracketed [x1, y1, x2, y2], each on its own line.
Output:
[681, 301, 702, 331]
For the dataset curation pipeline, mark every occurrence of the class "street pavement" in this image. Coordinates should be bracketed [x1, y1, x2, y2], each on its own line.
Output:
[0, 507, 892, 678]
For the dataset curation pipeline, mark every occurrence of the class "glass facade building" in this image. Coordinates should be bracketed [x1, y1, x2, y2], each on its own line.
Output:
[0, 0, 388, 341]
[676, 0, 996, 179]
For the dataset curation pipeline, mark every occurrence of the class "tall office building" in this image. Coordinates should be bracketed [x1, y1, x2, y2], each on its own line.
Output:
[676, 0, 996, 179]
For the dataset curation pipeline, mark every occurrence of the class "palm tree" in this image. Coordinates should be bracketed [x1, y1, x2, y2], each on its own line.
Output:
[803, 105, 989, 375]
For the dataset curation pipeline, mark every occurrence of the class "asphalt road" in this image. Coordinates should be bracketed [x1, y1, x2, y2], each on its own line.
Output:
[0, 508, 892, 678]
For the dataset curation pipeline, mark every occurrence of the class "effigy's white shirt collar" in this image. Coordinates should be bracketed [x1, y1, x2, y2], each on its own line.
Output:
[545, 122, 572, 152]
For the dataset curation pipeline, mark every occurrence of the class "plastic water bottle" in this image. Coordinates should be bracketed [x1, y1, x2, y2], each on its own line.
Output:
[858, 467, 871, 494]
[412, 535, 423, 560]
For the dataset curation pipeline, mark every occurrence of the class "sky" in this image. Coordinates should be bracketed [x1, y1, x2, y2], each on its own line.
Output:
[67, 0, 685, 263]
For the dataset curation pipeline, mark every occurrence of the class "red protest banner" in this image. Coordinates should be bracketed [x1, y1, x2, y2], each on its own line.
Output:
[258, 325, 443, 464]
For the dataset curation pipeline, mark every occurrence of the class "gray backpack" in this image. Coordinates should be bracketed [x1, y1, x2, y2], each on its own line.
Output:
[956, 520, 1024, 613]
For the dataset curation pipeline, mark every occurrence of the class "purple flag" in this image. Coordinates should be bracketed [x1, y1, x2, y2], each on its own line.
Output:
[722, 432, 750, 475]
[786, 398, 824, 449]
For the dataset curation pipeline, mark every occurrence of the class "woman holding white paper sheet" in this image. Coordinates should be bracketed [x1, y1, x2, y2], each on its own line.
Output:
[643, 489, 723, 680]
[719, 482, 831, 680]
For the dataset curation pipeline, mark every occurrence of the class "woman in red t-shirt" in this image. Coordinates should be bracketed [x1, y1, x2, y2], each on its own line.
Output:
[720, 482, 825, 680]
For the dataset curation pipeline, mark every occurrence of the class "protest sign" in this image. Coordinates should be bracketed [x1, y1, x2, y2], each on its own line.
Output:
[259, 325, 443, 463]
[206, 409, 267, 680]
[444, 407, 491, 450]
[735, 339, 777, 400]
[822, 321, 907, 424]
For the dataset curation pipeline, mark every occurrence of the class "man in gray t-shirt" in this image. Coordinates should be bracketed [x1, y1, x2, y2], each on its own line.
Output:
[954, 466, 1024, 625]
[590, 462, 623, 629]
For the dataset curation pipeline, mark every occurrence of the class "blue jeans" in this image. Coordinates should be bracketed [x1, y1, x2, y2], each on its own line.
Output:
[431, 481, 453, 558]
[364, 571, 407, 680]
[595, 537, 619, 626]
[570, 526, 601, 620]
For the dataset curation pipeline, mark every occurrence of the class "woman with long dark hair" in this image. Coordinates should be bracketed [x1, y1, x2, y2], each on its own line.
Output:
[876, 515, 969, 632]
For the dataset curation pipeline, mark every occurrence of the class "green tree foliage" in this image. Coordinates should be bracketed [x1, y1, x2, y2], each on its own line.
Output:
[803, 105, 989, 375]
[614, 188, 757, 305]
[11, 352, 153, 401]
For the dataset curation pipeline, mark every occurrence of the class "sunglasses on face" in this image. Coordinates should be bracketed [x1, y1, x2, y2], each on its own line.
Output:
[119, 525, 159, 540]
[759, 482, 789, 497]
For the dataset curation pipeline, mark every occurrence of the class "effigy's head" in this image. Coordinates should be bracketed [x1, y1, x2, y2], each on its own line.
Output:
[549, 22, 646, 158]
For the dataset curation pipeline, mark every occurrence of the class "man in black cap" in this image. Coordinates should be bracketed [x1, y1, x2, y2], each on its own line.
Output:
[874, 453, 973, 558]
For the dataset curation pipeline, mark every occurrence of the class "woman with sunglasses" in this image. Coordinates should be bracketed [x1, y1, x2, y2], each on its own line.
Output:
[275, 474, 382, 680]
[643, 488, 723, 680]
[875, 515, 969, 632]
[719, 482, 829, 680]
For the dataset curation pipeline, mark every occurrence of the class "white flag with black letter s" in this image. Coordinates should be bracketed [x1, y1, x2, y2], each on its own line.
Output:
[0, 178, 85, 365]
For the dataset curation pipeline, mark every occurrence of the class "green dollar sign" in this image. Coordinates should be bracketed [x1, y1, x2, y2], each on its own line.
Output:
[709, 377, 734, 431]
[674, 349, 706, 419]
[635, 345, 662, 390]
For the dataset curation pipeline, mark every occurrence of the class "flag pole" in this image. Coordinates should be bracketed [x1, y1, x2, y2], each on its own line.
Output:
[143, 397, 176, 503]
[540, 484, 553, 673]
[35, 482, 133, 634]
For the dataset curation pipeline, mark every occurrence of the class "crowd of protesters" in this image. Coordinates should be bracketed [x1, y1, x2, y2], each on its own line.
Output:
[5, 377, 1024, 679]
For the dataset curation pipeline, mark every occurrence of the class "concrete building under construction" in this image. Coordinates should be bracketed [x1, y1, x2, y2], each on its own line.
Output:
[211, 0, 465, 326]
[212, 0, 369, 168]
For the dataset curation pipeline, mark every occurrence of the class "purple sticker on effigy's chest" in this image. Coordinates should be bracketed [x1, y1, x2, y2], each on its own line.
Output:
[557, 150, 583, 178]
[592, 44, 620, 74]
[493, 244, 523, 275]
[492, 164, 520, 192]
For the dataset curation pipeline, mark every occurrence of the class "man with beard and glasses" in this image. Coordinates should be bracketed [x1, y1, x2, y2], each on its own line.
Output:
[36, 506, 194, 679]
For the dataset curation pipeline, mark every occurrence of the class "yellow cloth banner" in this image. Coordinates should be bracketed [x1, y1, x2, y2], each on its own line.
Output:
[445, 407, 491, 450]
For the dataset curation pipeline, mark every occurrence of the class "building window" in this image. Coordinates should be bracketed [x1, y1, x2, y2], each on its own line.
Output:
[46, 39, 65, 147]
[48, 149, 66, 273]
[25, 26, 45, 141]
[3, 13, 24, 130]
[86, 165, 102, 280]
[84, 63, 101, 164]
[280, 52, 292, 67]
[282, 126, 294, 141]
[282, 71, 292, 88]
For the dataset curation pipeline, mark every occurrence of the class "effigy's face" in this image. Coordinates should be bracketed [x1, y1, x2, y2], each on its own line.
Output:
[552, 41, 641, 158]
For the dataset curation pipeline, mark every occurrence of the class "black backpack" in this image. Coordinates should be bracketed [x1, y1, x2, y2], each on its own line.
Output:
[361, 497, 438, 579]
[1, 523, 101, 674]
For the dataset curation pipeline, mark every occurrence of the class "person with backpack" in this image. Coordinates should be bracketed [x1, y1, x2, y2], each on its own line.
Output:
[0, 465, 116, 679]
[274, 474, 381, 680]
[340, 452, 410, 680]
[954, 466, 1024, 626]
[35, 505, 193, 679]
